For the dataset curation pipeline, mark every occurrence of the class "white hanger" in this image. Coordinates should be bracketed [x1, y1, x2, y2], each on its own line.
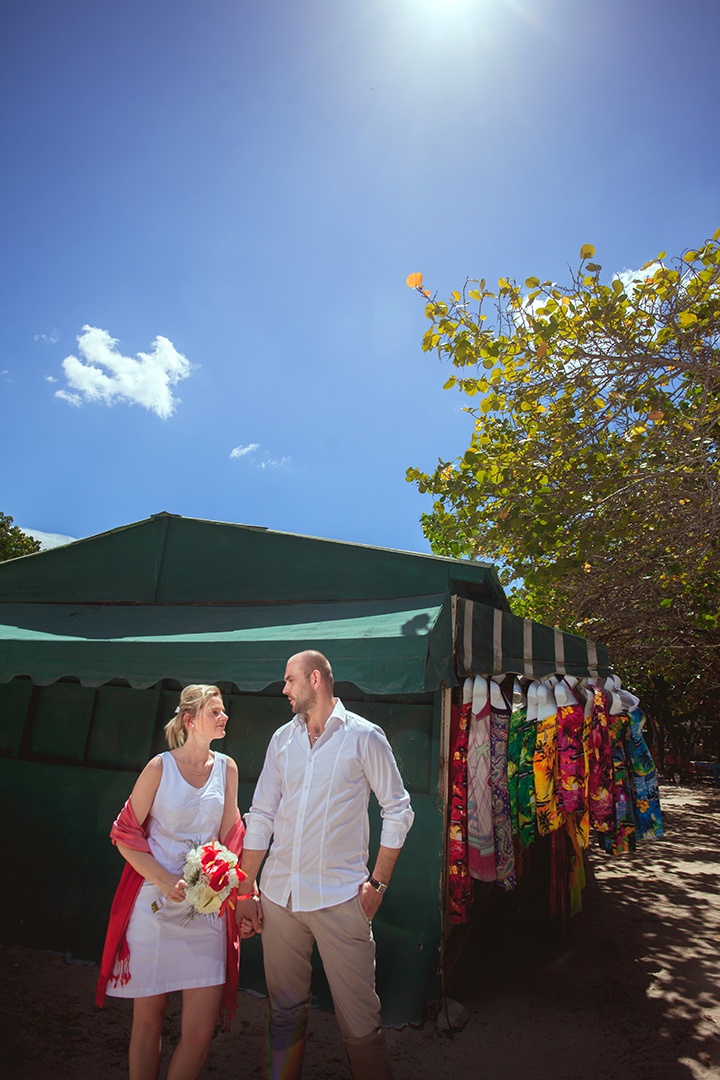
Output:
[526, 681, 540, 723]
[536, 682, 557, 723]
[553, 678, 574, 708]
[512, 677, 527, 711]
[619, 687, 640, 711]
[472, 675, 488, 715]
[489, 678, 506, 710]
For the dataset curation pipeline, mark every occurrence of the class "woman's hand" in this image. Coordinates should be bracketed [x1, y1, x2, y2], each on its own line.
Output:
[160, 876, 188, 903]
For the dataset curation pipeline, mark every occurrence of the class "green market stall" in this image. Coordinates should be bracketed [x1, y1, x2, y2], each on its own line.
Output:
[0, 512, 610, 1025]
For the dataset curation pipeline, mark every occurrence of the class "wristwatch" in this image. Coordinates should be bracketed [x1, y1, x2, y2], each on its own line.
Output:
[368, 876, 388, 894]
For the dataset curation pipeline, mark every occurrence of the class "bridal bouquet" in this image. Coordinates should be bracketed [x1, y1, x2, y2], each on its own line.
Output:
[183, 840, 246, 917]
[152, 840, 246, 918]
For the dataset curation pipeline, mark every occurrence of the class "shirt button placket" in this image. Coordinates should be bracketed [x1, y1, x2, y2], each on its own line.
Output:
[292, 757, 314, 901]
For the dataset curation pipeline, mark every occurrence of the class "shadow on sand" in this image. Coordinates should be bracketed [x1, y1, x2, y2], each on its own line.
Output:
[443, 783, 720, 1080]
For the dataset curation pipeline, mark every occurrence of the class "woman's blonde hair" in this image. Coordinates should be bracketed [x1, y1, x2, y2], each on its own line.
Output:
[164, 684, 222, 748]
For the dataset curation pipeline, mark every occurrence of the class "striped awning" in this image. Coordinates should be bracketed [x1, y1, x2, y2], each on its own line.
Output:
[455, 598, 611, 681]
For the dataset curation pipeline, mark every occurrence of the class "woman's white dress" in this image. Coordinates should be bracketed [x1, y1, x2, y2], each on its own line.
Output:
[107, 751, 228, 997]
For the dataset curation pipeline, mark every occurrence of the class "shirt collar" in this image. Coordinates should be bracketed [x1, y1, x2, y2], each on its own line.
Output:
[292, 697, 347, 730]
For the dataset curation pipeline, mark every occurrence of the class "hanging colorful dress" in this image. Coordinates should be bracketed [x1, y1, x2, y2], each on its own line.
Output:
[490, 678, 516, 890]
[507, 679, 523, 835]
[467, 676, 496, 882]
[533, 681, 562, 835]
[554, 677, 587, 817]
[626, 705, 664, 839]
[575, 682, 594, 849]
[517, 681, 538, 848]
[448, 679, 474, 922]
[599, 697, 637, 855]
[587, 685, 614, 833]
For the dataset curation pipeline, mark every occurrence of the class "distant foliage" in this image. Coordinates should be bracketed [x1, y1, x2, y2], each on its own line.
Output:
[0, 513, 41, 562]
[407, 230, 720, 728]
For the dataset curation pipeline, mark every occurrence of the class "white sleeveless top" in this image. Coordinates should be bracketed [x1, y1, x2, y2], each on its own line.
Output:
[107, 749, 229, 998]
[146, 751, 227, 875]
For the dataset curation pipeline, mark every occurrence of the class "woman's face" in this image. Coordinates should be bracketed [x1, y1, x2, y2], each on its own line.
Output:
[190, 695, 228, 741]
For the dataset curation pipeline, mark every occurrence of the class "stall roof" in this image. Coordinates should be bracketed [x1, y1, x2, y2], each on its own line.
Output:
[0, 512, 510, 609]
[0, 514, 609, 693]
[0, 595, 454, 695]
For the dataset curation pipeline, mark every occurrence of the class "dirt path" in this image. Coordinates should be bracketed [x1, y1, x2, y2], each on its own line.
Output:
[1, 784, 718, 1079]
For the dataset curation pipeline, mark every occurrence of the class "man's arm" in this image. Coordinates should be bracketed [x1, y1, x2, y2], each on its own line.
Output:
[358, 727, 415, 919]
[236, 847, 267, 932]
[236, 729, 287, 932]
[359, 844, 402, 920]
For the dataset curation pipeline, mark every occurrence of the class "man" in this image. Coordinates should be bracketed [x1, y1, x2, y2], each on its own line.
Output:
[238, 649, 414, 1080]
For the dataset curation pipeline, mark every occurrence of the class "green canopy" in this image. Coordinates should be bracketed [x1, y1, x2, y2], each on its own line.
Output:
[0, 595, 454, 695]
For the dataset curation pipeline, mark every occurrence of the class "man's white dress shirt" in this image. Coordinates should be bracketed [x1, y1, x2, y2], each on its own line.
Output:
[244, 699, 414, 911]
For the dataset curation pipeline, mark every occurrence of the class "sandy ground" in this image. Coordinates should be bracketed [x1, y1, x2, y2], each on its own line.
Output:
[1, 784, 719, 1080]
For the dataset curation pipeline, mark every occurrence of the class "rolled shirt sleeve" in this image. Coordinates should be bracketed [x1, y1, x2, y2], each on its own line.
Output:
[362, 726, 414, 849]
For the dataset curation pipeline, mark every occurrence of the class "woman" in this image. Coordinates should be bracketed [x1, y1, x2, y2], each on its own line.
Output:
[96, 685, 246, 1080]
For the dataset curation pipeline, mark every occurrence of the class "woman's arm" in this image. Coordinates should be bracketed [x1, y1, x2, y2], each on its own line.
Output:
[219, 756, 240, 843]
[115, 756, 188, 904]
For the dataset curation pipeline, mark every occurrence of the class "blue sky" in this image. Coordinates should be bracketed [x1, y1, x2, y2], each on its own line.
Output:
[2, 0, 718, 554]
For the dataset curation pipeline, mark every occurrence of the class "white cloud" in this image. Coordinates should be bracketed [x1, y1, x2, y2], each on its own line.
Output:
[230, 443, 291, 470]
[259, 456, 291, 470]
[230, 443, 260, 459]
[35, 331, 60, 344]
[17, 527, 78, 550]
[55, 389, 82, 407]
[45, 375, 57, 383]
[55, 325, 193, 419]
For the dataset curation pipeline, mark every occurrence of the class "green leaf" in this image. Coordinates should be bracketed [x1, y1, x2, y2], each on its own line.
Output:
[579, 243, 595, 260]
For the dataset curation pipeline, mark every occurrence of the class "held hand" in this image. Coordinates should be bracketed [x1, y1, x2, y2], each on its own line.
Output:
[358, 881, 383, 922]
[235, 895, 263, 933]
[238, 917, 257, 939]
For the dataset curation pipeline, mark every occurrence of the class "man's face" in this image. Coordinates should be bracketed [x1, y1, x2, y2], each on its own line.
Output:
[283, 657, 315, 715]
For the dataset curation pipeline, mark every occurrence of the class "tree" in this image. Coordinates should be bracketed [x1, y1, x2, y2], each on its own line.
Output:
[406, 230, 720, 729]
[0, 513, 41, 562]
